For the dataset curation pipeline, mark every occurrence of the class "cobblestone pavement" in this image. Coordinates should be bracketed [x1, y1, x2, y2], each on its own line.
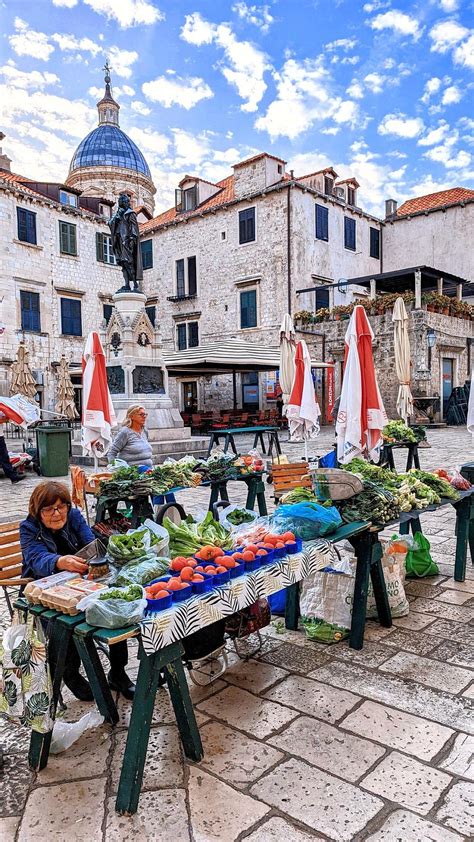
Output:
[1, 428, 473, 841]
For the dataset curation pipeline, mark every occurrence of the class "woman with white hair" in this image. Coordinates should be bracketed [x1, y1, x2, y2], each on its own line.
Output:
[107, 404, 153, 467]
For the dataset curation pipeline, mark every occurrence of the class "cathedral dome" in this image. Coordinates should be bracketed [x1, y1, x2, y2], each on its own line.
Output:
[69, 125, 151, 178]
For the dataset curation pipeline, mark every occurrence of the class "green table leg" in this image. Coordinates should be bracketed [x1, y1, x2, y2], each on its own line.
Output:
[454, 497, 470, 582]
[285, 582, 300, 631]
[208, 483, 220, 512]
[369, 539, 392, 629]
[349, 530, 372, 650]
[29, 616, 72, 771]
[245, 478, 257, 512]
[73, 630, 119, 725]
[163, 657, 203, 763]
[255, 478, 268, 516]
[469, 520, 474, 566]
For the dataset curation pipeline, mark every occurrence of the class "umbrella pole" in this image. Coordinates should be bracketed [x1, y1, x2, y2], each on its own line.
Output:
[232, 370, 237, 409]
[304, 439, 308, 462]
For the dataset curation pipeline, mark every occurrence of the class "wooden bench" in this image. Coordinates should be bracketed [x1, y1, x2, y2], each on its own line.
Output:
[272, 461, 312, 502]
[0, 521, 31, 617]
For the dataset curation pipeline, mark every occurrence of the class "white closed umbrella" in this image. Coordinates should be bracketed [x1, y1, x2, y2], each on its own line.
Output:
[392, 297, 413, 423]
[279, 314, 295, 417]
[287, 340, 321, 459]
[467, 368, 474, 439]
[82, 332, 116, 465]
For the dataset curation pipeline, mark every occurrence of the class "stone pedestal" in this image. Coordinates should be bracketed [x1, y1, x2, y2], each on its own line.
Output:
[99, 290, 207, 462]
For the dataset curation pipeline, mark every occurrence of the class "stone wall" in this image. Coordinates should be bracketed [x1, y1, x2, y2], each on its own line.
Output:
[0, 185, 121, 407]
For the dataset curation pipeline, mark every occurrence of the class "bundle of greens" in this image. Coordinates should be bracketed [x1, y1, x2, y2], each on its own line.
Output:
[98, 469, 154, 500]
[280, 486, 317, 505]
[114, 556, 169, 587]
[163, 512, 233, 557]
[107, 530, 155, 563]
[339, 480, 400, 526]
[149, 459, 201, 494]
[99, 584, 143, 602]
[383, 420, 426, 443]
[407, 469, 460, 501]
[226, 508, 256, 525]
[195, 454, 239, 483]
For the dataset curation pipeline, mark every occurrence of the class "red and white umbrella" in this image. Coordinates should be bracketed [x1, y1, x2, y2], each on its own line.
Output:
[82, 332, 116, 459]
[0, 394, 40, 428]
[286, 340, 321, 455]
[336, 305, 387, 464]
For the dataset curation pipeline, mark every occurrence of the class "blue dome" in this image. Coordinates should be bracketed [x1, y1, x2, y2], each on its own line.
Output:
[69, 125, 151, 179]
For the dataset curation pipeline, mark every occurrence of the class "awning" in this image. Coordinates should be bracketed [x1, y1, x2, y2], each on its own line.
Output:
[163, 340, 331, 377]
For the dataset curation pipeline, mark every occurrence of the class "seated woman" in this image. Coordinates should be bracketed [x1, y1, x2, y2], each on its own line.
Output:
[107, 404, 153, 467]
[20, 481, 135, 701]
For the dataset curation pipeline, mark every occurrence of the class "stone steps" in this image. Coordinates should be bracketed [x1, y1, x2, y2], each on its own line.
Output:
[71, 435, 208, 465]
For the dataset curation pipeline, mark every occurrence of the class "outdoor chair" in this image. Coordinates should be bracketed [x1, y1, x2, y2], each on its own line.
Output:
[272, 461, 312, 502]
[0, 521, 32, 617]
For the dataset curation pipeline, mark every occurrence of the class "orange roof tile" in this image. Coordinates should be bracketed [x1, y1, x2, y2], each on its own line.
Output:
[297, 167, 338, 180]
[140, 175, 235, 234]
[336, 178, 360, 187]
[397, 187, 474, 217]
[233, 152, 286, 169]
[0, 170, 45, 198]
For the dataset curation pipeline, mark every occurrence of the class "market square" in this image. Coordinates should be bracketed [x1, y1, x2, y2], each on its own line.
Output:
[1, 1, 474, 840]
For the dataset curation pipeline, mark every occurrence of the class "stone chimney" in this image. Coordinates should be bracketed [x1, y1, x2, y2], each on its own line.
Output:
[385, 198, 398, 218]
[0, 133, 12, 172]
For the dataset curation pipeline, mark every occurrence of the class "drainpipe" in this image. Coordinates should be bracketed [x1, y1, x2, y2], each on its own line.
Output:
[379, 224, 383, 273]
[287, 180, 292, 314]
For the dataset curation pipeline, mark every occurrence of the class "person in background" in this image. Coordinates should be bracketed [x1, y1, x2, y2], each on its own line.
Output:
[107, 404, 153, 467]
[20, 482, 135, 700]
[0, 417, 26, 483]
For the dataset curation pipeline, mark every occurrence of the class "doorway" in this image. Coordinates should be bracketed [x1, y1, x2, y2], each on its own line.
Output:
[242, 372, 259, 409]
[182, 381, 198, 413]
[442, 358, 454, 417]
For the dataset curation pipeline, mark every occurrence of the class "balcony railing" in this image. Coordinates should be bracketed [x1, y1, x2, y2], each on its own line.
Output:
[166, 293, 197, 303]
[294, 293, 473, 326]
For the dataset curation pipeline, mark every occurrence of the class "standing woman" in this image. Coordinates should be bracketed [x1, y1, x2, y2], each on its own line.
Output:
[107, 404, 153, 467]
[20, 482, 135, 700]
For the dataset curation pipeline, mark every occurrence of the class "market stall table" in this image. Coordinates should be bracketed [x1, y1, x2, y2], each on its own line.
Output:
[207, 425, 281, 458]
[379, 440, 422, 472]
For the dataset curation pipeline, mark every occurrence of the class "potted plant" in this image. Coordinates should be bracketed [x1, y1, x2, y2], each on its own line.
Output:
[293, 310, 313, 326]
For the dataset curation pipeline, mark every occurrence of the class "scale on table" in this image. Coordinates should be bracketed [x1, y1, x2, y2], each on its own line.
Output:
[308, 468, 363, 502]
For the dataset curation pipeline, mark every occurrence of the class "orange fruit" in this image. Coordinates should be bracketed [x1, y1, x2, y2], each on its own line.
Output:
[167, 578, 182, 591]
[232, 552, 243, 560]
[170, 558, 186, 572]
[215, 566, 227, 573]
[281, 531, 295, 541]
[211, 547, 225, 558]
[242, 550, 255, 562]
[195, 565, 205, 573]
[205, 566, 216, 574]
[192, 574, 204, 582]
[246, 544, 259, 554]
[256, 549, 267, 556]
[180, 566, 194, 581]
[154, 590, 170, 600]
[275, 541, 285, 549]
[179, 582, 190, 590]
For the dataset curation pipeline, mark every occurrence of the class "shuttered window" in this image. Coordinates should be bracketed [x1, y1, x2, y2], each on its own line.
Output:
[145, 306, 156, 327]
[176, 259, 185, 297]
[17, 208, 37, 245]
[61, 297, 82, 336]
[103, 304, 113, 324]
[96, 232, 115, 264]
[20, 291, 41, 332]
[188, 321, 199, 348]
[177, 323, 187, 350]
[370, 227, 380, 259]
[187, 256, 197, 295]
[239, 207, 255, 244]
[240, 290, 257, 329]
[59, 221, 77, 255]
[315, 204, 329, 241]
[315, 287, 330, 311]
[344, 217, 356, 251]
[141, 239, 153, 270]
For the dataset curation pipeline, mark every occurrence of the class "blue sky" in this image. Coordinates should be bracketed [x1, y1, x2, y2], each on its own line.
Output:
[0, 0, 473, 217]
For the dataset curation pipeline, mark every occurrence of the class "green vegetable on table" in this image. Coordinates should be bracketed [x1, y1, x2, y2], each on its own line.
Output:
[114, 556, 169, 587]
[226, 508, 255, 525]
[280, 486, 317, 505]
[383, 420, 426, 444]
[163, 511, 233, 557]
[99, 584, 143, 602]
[107, 531, 149, 562]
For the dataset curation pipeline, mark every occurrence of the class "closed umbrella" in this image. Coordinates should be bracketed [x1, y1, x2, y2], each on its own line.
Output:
[0, 394, 40, 428]
[392, 297, 413, 423]
[336, 305, 387, 464]
[467, 368, 474, 439]
[10, 344, 37, 400]
[287, 340, 321, 459]
[82, 331, 116, 461]
[55, 357, 79, 421]
[279, 314, 296, 417]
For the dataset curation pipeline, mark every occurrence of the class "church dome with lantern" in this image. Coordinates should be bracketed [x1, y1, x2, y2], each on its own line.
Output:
[65, 63, 156, 214]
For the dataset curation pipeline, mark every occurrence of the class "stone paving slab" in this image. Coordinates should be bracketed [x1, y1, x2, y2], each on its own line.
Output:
[17, 780, 106, 841]
[365, 809, 465, 841]
[380, 651, 473, 693]
[361, 751, 452, 816]
[198, 684, 298, 739]
[188, 767, 270, 841]
[436, 781, 474, 836]
[104, 789, 190, 841]
[264, 674, 361, 723]
[440, 733, 474, 780]
[198, 720, 284, 789]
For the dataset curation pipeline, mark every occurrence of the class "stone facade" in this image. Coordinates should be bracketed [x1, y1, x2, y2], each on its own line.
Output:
[0, 180, 122, 409]
[65, 165, 155, 218]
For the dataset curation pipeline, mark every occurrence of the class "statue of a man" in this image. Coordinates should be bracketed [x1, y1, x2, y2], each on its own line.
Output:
[109, 193, 143, 292]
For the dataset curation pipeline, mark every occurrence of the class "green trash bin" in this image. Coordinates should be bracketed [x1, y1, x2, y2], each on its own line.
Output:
[35, 424, 71, 477]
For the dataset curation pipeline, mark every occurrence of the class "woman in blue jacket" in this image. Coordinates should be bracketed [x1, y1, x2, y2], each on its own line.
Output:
[20, 481, 135, 701]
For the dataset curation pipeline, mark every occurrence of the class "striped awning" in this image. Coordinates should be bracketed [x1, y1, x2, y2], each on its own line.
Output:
[163, 340, 331, 376]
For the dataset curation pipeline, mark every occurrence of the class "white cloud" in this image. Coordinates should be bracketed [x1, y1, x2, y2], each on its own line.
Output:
[320, 126, 341, 135]
[347, 80, 364, 99]
[53, 0, 78, 6]
[429, 20, 469, 53]
[341, 55, 360, 66]
[363, 72, 386, 93]
[369, 10, 422, 41]
[425, 143, 471, 168]
[131, 100, 151, 115]
[442, 85, 462, 105]
[383, 58, 396, 69]
[454, 34, 474, 69]
[421, 76, 442, 103]
[363, 0, 390, 11]
[0, 86, 94, 140]
[9, 18, 55, 61]
[142, 73, 213, 109]
[128, 126, 170, 156]
[378, 112, 424, 138]
[232, 3, 274, 33]
[181, 13, 270, 112]
[0, 63, 59, 90]
[89, 84, 135, 98]
[325, 37, 358, 51]
[83, 0, 164, 27]
[439, 0, 458, 11]
[181, 12, 216, 45]
[418, 121, 451, 145]
[51, 33, 101, 55]
[255, 57, 359, 140]
[108, 46, 139, 79]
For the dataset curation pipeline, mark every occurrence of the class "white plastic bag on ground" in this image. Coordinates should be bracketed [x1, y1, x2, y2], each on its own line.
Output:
[218, 504, 258, 532]
[50, 710, 105, 754]
[300, 557, 354, 630]
[366, 553, 409, 618]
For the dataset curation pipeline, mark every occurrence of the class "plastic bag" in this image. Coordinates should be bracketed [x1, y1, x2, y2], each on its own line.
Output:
[366, 554, 409, 618]
[85, 589, 147, 628]
[219, 504, 258, 532]
[319, 449, 337, 469]
[405, 532, 439, 577]
[113, 555, 169, 587]
[274, 502, 342, 540]
[50, 710, 105, 754]
[300, 556, 354, 630]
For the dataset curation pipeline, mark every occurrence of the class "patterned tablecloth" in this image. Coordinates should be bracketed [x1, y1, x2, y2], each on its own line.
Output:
[140, 539, 335, 654]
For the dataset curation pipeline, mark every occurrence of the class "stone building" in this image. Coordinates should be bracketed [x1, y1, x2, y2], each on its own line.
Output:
[139, 155, 383, 412]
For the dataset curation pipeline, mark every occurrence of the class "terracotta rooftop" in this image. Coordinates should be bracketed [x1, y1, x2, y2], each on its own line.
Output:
[336, 178, 360, 187]
[0, 170, 46, 198]
[140, 175, 236, 234]
[397, 187, 474, 217]
[0, 169, 106, 219]
[297, 167, 339, 180]
[233, 152, 286, 169]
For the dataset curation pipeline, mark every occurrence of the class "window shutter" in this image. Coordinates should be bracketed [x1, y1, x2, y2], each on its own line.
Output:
[103, 304, 113, 324]
[70, 224, 77, 255]
[61, 298, 82, 336]
[17, 208, 27, 241]
[26, 212, 36, 244]
[145, 305, 156, 327]
[187, 256, 197, 295]
[176, 259, 185, 297]
[177, 323, 187, 350]
[240, 290, 257, 329]
[21, 291, 40, 332]
[140, 240, 153, 270]
[315, 205, 328, 240]
[175, 189, 183, 212]
[370, 227, 380, 259]
[188, 321, 199, 348]
[96, 232, 104, 262]
[344, 217, 356, 250]
[247, 209, 255, 242]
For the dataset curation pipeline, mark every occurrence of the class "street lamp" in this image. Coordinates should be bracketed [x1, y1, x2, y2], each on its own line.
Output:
[427, 328, 436, 369]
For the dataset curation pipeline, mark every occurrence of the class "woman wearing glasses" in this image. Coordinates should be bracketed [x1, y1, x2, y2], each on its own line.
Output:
[107, 404, 153, 467]
[20, 481, 135, 701]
